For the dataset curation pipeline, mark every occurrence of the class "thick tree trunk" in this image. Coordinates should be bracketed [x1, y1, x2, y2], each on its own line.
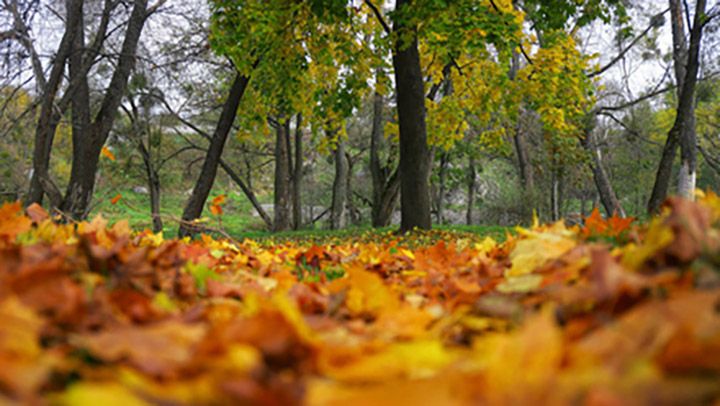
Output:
[513, 127, 534, 193]
[62, 0, 149, 219]
[331, 138, 348, 230]
[648, 0, 694, 212]
[61, 3, 94, 219]
[377, 171, 400, 227]
[292, 113, 303, 230]
[466, 155, 476, 225]
[647, 136, 679, 213]
[178, 73, 251, 237]
[26, 0, 84, 206]
[393, 0, 431, 231]
[675, 0, 705, 200]
[272, 119, 291, 232]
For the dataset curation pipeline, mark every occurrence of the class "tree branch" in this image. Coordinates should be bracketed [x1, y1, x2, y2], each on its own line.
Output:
[587, 9, 669, 79]
[597, 85, 676, 112]
[363, 0, 391, 35]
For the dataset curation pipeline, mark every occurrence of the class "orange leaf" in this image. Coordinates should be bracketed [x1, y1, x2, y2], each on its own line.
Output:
[209, 204, 223, 216]
[607, 214, 634, 236]
[211, 194, 226, 206]
[110, 194, 122, 205]
[209, 194, 226, 216]
[582, 208, 607, 237]
[100, 146, 116, 161]
[0, 201, 32, 240]
[25, 203, 49, 223]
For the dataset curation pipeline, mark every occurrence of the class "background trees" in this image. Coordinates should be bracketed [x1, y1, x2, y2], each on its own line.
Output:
[0, 0, 717, 235]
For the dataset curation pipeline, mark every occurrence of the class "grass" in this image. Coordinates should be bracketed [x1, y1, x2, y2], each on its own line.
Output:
[90, 188, 266, 237]
[90, 189, 514, 245]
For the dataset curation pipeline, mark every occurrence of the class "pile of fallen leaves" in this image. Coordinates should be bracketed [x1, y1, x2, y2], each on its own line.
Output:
[1, 194, 720, 405]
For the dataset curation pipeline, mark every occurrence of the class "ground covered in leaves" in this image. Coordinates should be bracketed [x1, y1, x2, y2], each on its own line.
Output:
[1, 196, 720, 405]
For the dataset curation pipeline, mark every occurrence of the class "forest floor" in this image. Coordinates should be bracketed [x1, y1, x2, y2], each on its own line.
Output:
[1, 194, 719, 404]
[90, 187, 511, 242]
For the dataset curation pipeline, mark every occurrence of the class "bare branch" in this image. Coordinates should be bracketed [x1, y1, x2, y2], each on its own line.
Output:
[363, 0, 391, 35]
[587, 9, 669, 79]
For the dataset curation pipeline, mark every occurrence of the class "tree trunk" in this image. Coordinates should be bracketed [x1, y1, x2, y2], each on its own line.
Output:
[513, 127, 534, 192]
[370, 90, 385, 225]
[26, 0, 84, 206]
[138, 141, 163, 232]
[436, 151, 448, 224]
[272, 118, 291, 232]
[345, 152, 360, 226]
[149, 177, 162, 233]
[466, 155, 476, 225]
[62, 2, 93, 219]
[647, 0, 692, 212]
[331, 138, 348, 230]
[369, 90, 400, 227]
[676, 0, 705, 200]
[377, 171, 400, 228]
[292, 113, 303, 230]
[178, 73, 251, 237]
[393, 0, 431, 231]
[284, 118, 294, 228]
[218, 159, 272, 228]
[61, 0, 149, 219]
[581, 118, 626, 217]
[551, 168, 559, 222]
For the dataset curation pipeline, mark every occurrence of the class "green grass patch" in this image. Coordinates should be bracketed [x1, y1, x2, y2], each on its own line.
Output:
[90, 189, 514, 246]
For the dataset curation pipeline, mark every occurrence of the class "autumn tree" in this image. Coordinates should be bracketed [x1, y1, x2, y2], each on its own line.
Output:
[207, 0, 371, 233]
[18, 0, 161, 220]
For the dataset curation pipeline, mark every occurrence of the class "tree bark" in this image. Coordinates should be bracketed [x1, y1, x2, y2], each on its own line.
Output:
[26, 0, 84, 206]
[330, 137, 348, 230]
[551, 168, 560, 222]
[138, 141, 163, 232]
[513, 125, 534, 192]
[292, 113, 303, 229]
[377, 171, 400, 227]
[178, 73, 251, 237]
[392, 0, 431, 231]
[62, 2, 93, 219]
[581, 117, 626, 217]
[272, 118, 291, 232]
[466, 155, 476, 225]
[61, 0, 149, 219]
[369, 90, 400, 227]
[676, 0, 705, 200]
[345, 151, 360, 226]
[436, 151, 449, 224]
[647, 0, 692, 212]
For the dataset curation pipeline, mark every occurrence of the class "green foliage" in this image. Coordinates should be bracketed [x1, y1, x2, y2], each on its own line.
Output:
[523, 0, 628, 33]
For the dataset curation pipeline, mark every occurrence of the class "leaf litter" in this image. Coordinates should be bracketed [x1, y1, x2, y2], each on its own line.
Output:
[0, 195, 719, 405]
